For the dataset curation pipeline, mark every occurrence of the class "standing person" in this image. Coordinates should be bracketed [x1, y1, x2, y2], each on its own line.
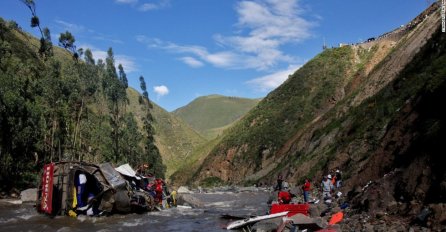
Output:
[302, 178, 311, 203]
[154, 178, 163, 205]
[321, 175, 334, 200]
[274, 174, 284, 191]
[335, 170, 342, 188]
[331, 173, 337, 188]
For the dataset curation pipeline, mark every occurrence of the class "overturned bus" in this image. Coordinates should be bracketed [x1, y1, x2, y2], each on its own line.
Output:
[36, 161, 157, 217]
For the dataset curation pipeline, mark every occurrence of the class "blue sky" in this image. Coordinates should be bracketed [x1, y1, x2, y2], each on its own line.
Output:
[0, 0, 429, 111]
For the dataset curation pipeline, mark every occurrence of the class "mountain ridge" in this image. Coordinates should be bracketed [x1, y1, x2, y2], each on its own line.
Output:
[172, 94, 261, 139]
[184, 3, 446, 229]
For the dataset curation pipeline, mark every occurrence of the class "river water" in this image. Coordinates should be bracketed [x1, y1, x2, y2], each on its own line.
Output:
[0, 190, 271, 232]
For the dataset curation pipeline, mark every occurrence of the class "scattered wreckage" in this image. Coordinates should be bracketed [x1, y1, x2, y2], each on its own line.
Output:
[225, 201, 343, 231]
[36, 161, 175, 217]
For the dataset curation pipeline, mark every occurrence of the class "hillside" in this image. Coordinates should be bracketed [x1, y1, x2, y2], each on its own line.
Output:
[0, 16, 203, 185]
[189, 4, 445, 230]
[126, 89, 206, 178]
[172, 95, 260, 139]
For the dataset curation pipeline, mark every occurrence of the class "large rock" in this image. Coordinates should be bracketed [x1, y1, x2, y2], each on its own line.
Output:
[251, 217, 282, 232]
[20, 188, 37, 202]
[176, 194, 203, 208]
[288, 214, 327, 230]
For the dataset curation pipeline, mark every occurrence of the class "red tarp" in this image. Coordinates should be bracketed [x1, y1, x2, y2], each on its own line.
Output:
[270, 203, 309, 217]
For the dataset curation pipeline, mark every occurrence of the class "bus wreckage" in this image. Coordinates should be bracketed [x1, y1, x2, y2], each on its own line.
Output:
[36, 161, 175, 217]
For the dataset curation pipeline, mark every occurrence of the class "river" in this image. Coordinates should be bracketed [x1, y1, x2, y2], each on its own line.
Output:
[0, 190, 271, 232]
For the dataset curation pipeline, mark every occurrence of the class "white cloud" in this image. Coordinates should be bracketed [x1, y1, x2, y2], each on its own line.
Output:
[115, 0, 138, 4]
[137, 35, 241, 68]
[78, 44, 138, 73]
[137, 0, 313, 71]
[55, 20, 85, 34]
[179, 57, 204, 68]
[214, 0, 312, 69]
[55, 20, 122, 44]
[115, 55, 138, 73]
[154, 85, 169, 97]
[139, 0, 171, 11]
[246, 65, 301, 92]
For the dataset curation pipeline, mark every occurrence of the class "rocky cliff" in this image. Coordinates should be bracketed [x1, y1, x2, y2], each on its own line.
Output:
[189, 4, 445, 229]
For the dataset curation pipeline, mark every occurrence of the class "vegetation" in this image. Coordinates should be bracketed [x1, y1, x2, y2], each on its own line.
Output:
[170, 136, 222, 186]
[173, 95, 260, 139]
[200, 176, 224, 188]
[0, 8, 164, 189]
[197, 46, 354, 175]
[189, 8, 445, 189]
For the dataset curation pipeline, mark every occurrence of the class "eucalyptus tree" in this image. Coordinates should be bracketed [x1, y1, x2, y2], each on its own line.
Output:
[59, 31, 81, 60]
[104, 48, 128, 164]
[118, 64, 128, 89]
[20, 0, 52, 58]
[139, 76, 165, 178]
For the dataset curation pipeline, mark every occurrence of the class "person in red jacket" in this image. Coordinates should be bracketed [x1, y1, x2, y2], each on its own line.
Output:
[302, 178, 311, 203]
[155, 178, 164, 205]
[278, 182, 292, 204]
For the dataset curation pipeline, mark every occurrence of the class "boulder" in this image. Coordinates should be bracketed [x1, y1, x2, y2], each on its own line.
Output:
[251, 217, 282, 232]
[308, 204, 320, 217]
[20, 188, 37, 202]
[429, 203, 446, 230]
[288, 214, 327, 230]
[176, 194, 203, 208]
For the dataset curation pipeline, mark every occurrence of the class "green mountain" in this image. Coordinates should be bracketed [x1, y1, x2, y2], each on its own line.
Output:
[173, 95, 260, 139]
[188, 5, 445, 228]
[126, 89, 206, 178]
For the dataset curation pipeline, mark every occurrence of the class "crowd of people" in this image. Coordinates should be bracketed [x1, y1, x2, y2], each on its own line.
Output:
[273, 169, 343, 205]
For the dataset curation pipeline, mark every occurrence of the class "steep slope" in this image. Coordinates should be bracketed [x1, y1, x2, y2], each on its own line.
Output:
[189, 3, 445, 229]
[173, 95, 260, 139]
[0, 17, 204, 183]
[191, 5, 440, 184]
[126, 89, 206, 178]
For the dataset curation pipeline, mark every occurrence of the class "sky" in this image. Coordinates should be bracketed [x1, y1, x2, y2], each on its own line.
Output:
[0, 0, 430, 111]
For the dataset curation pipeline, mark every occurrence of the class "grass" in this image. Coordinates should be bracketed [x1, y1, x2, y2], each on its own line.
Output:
[126, 88, 207, 178]
[203, 46, 355, 171]
[173, 95, 260, 140]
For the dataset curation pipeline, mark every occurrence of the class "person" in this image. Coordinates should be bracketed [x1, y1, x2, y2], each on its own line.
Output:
[321, 175, 334, 200]
[274, 174, 284, 191]
[335, 170, 342, 188]
[302, 178, 311, 203]
[136, 163, 149, 176]
[331, 173, 337, 188]
[278, 182, 292, 204]
[154, 178, 164, 205]
[76, 173, 87, 209]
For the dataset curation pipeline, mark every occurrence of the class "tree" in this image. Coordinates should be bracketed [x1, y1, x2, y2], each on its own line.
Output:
[84, 49, 95, 65]
[118, 64, 128, 89]
[103, 48, 128, 164]
[59, 31, 80, 60]
[20, 0, 52, 58]
[120, 113, 143, 167]
[139, 76, 165, 178]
